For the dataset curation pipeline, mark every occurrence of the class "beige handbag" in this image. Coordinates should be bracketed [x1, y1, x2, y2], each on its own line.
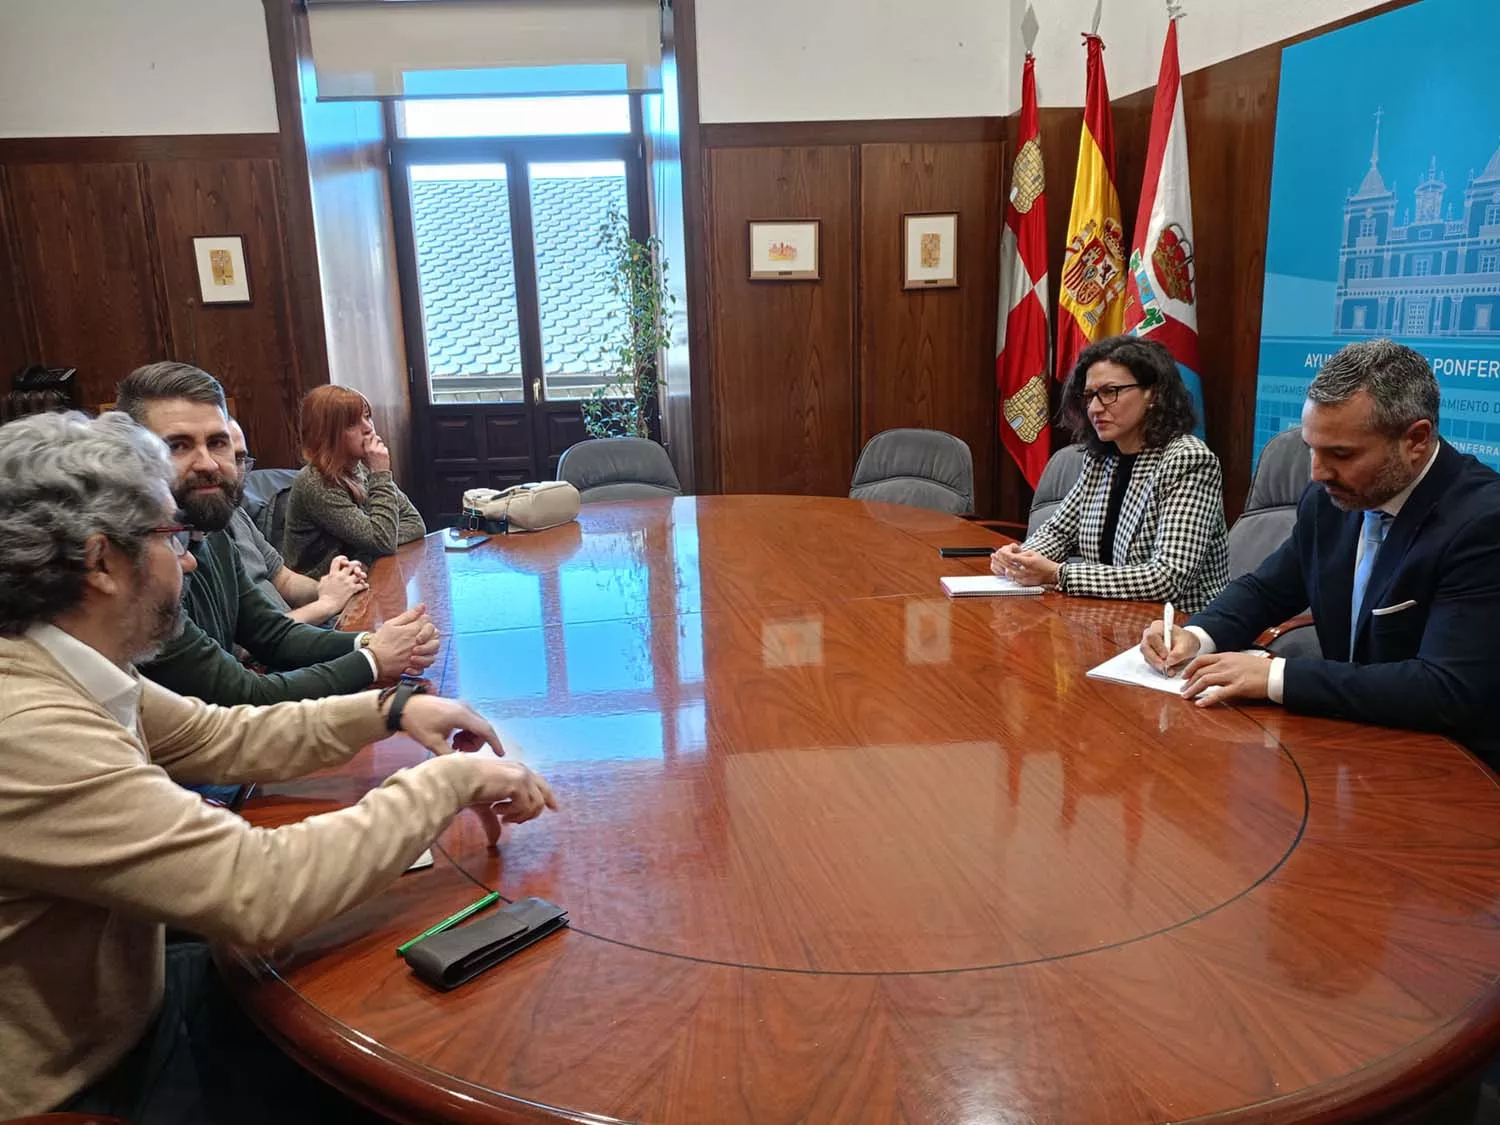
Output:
[462, 481, 581, 533]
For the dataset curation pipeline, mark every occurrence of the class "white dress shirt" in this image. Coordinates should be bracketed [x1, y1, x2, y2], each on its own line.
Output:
[1189, 442, 1442, 702]
[25, 622, 143, 739]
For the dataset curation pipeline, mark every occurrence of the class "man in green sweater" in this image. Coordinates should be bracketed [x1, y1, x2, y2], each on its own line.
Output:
[118, 363, 438, 705]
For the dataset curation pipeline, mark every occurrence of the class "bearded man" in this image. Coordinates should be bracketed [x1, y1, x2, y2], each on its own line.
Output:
[1141, 338, 1500, 766]
[116, 362, 437, 705]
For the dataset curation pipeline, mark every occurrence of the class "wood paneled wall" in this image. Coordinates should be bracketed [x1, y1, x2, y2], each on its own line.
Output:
[0, 134, 313, 468]
[700, 122, 1006, 513]
[705, 145, 858, 496]
[859, 141, 1003, 518]
[690, 4, 1416, 525]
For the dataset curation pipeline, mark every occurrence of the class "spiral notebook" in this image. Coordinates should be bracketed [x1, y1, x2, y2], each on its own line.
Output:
[940, 575, 1045, 598]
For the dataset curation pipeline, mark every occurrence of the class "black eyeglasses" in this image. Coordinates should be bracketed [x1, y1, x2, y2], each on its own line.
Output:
[234, 454, 255, 473]
[1076, 383, 1143, 407]
[146, 524, 195, 557]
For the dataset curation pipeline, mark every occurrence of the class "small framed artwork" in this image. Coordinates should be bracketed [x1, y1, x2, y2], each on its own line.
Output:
[192, 235, 252, 305]
[747, 220, 820, 281]
[903, 212, 959, 289]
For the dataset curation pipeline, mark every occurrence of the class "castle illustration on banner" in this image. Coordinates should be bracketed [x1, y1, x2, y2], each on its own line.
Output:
[1335, 109, 1500, 338]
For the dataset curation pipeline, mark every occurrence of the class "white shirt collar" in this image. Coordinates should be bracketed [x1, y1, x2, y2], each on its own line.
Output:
[24, 622, 142, 733]
[1377, 441, 1442, 520]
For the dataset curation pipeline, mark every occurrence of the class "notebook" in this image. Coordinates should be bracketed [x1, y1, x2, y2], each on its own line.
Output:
[1087, 645, 1270, 696]
[940, 575, 1045, 598]
[1086, 646, 1188, 695]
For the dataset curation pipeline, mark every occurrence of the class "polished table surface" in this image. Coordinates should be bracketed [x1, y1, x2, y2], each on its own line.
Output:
[225, 495, 1500, 1124]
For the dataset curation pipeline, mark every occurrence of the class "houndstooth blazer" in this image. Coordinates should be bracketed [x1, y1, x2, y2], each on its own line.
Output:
[1024, 434, 1230, 614]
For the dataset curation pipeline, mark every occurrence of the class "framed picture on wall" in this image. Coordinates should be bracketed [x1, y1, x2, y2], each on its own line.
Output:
[903, 213, 959, 289]
[747, 220, 820, 281]
[192, 235, 252, 305]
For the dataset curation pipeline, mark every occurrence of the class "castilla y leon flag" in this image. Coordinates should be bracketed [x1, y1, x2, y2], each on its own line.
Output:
[996, 53, 1052, 489]
[1124, 17, 1206, 435]
[1056, 33, 1127, 384]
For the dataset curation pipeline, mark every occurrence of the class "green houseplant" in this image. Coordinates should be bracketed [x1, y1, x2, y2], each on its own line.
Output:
[581, 207, 673, 440]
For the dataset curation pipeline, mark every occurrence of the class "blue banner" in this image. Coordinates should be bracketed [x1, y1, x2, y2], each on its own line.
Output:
[1256, 0, 1500, 467]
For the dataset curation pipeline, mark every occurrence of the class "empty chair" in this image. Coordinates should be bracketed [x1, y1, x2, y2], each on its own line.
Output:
[1224, 426, 1319, 658]
[557, 437, 682, 503]
[1227, 427, 1311, 580]
[1026, 444, 1089, 537]
[849, 428, 974, 515]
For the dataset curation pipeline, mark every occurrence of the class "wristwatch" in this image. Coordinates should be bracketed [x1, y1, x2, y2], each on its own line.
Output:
[356, 632, 374, 650]
[381, 678, 431, 734]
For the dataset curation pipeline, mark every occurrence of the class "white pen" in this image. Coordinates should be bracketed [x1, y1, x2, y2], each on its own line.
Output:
[1163, 602, 1175, 667]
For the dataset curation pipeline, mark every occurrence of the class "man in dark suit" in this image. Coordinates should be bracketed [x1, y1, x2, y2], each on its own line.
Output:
[1141, 339, 1500, 766]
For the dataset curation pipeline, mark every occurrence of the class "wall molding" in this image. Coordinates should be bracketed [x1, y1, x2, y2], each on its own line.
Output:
[701, 116, 1005, 149]
[0, 133, 281, 164]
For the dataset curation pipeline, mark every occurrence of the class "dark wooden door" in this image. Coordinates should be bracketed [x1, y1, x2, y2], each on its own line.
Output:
[391, 123, 648, 526]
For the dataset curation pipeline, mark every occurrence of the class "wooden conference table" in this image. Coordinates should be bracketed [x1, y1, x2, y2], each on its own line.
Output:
[224, 495, 1500, 1124]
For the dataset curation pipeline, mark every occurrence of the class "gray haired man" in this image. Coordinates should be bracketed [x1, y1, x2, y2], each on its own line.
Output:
[1141, 339, 1500, 766]
[0, 411, 554, 1119]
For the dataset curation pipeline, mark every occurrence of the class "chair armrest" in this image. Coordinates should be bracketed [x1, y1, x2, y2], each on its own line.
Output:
[1255, 613, 1315, 649]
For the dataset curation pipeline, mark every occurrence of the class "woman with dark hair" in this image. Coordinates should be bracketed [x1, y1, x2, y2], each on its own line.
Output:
[284, 386, 426, 577]
[992, 335, 1229, 613]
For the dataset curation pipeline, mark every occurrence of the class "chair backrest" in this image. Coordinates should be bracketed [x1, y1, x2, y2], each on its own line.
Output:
[849, 428, 974, 515]
[1227, 426, 1311, 579]
[243, 467, 300, 550]
[556, 437, 683, 503]
[1027, 444, 1089, 537]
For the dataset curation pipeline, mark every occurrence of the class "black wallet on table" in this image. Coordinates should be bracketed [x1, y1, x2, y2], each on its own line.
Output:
[402, 896, 568, 990]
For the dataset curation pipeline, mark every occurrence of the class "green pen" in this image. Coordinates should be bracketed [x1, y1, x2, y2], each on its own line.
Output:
[396, 891, 501, 956]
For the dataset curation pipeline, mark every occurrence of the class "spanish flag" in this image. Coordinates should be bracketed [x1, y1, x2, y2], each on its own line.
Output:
[1055, 34, 1126, 384]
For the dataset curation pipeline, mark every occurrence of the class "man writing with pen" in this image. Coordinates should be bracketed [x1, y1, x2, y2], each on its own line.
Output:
[1140, 339, 1500, 769]
[0, 410, 557, 1122]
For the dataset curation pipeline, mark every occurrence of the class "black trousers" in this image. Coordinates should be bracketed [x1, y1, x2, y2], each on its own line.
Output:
[61, 942, 387, 1124]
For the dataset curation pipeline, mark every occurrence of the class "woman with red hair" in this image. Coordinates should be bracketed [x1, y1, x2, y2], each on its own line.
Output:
[283, 386, 425, 576]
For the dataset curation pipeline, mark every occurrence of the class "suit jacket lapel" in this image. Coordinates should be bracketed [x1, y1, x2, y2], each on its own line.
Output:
[1351, 442, 1460, 654]
[1317, 505, 1362, 660]
[1111, 446, 1162, 565]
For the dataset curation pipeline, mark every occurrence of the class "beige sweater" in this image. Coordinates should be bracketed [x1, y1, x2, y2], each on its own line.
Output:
[0, 634, 485, 1116]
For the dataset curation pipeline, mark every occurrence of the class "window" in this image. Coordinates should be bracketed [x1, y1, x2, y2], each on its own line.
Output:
[400, 95, 631, 138]
[1411, 256, 1432, 277]
[408, 163, 523, 403]
[1481, 251, 1500, 273]
[1478, 305, 1494, 332]
[1358, 215, 1376, 238]
[1354, 259, 1373, 280]
[1404, 302, 1429, 335]
[393, 95, 646, 409]
[1487, 200, 1500, 227]
[529, 160, 631, 400]
[1418, 227, 1434, 240]
[1353, 306, 1368, 330]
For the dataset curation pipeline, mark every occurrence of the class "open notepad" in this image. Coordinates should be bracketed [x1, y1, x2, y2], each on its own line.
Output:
[1086, 646, 1188, 695]
[1088, 645, 1271, 696]
[940, 575, 1045, 598]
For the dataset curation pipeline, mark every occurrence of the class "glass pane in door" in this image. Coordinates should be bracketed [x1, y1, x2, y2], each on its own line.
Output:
[408, 163, 523, 403]
[529, 160, 630, 400]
